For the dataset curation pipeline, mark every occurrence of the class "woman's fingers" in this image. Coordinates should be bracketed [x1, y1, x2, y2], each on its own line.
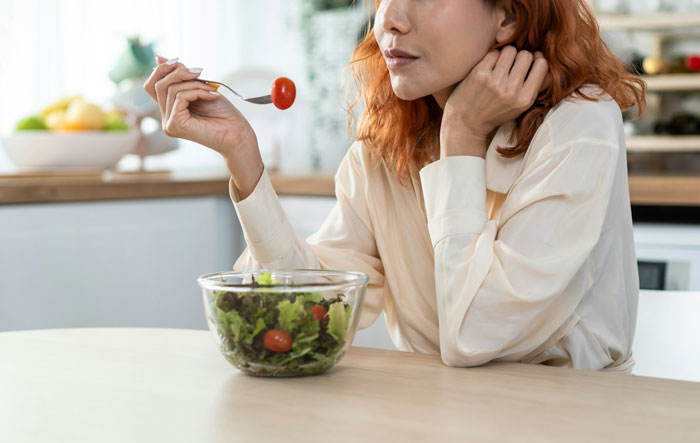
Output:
[164, 80, 218, 122]
[509, 50, 534, 83]
[523, 53, 549, 104]
[477, 49, 501, 73]
[143, 57, 179, 101]
[153, 64, 202, 118]
[164, 89, 219, 138]
[492, 46, 517, 79]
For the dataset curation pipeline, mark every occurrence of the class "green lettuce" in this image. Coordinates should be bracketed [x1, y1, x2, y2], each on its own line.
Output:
[257, 272, 279, 285]
[277, 296, 307, 332]
[212, 280, 353, 376]
[217, 309, 262, 345]
[327, 301, 350, 343]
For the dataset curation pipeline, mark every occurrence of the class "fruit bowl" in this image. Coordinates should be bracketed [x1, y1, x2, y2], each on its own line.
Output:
[197, 270, 368, 377]
[1, 130, 139, 171]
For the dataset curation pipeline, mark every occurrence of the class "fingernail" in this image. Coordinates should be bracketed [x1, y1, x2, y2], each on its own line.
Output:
[209, 91, 220, 96]
[188, 67, 203, 74]
[166, 57, 179, 65]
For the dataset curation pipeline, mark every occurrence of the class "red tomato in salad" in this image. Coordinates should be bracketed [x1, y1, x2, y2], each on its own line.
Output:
[271, 77, 296, 110]
[264, 329, 293, 353]
[311, 305, 327, 320]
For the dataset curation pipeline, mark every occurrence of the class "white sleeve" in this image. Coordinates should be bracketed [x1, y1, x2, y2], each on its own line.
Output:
[420, 139, 619, 366]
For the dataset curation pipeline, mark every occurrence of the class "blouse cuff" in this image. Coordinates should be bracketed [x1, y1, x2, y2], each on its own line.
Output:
[419, 156, 488, 246]
[229, 169, 296, 263]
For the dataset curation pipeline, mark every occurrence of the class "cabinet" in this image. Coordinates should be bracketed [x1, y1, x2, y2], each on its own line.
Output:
[595, 10, 700, 205]
[0, 197, 243, 332]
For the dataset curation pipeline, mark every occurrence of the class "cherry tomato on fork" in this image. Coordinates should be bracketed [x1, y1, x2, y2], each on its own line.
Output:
[271, 77, 296, 110]
[264, 329, 293, 353]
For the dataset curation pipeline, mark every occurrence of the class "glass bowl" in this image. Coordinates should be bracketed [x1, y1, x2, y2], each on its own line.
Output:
[197, 269, 368, 377]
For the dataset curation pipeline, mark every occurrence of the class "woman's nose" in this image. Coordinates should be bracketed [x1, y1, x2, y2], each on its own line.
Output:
[379, 0, 410, 35]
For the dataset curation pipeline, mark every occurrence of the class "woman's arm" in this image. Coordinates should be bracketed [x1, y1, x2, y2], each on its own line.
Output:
[422, 129, 620, 366]
[143, 58, 384, 329]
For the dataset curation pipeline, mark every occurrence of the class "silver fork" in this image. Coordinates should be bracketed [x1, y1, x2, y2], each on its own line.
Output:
[196, 79, 272, 105]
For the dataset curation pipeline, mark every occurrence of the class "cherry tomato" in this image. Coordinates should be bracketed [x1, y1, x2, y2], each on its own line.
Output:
[264, 329, 293, 353]
[311, 305, 328, 320]
[271, 77, 296, 110]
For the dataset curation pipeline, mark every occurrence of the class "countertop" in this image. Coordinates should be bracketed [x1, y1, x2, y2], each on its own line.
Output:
[0, 170, 335, 205]
[1, 170, 699, 206]
[1, 328, 698, 442]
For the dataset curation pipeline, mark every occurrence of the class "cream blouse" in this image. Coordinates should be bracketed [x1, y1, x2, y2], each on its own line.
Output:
[230, 90, 639, 372]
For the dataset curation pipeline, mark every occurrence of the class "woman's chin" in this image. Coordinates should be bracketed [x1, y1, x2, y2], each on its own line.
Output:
[390, 79, 439, 102]
[391, 86, 424, 102]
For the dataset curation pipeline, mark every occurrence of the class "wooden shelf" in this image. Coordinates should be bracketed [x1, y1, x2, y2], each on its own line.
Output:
[643, 74, 700, 91]
[627, 135, 700, 152]
[629, 175, 700, 206]
[598, 12, 700, 31]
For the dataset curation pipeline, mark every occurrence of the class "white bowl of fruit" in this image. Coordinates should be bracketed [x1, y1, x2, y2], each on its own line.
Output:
[1, 96, 140, 172]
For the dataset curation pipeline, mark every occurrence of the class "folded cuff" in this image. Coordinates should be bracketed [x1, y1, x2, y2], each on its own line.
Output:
[230, 169, 296, 263]
[419, 156, 488, 246]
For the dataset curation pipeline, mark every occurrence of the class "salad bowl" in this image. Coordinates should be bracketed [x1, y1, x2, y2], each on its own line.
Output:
[198, 269, 368, 377]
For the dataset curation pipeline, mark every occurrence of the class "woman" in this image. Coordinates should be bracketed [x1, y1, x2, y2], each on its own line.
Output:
[144, 0, 646, 371]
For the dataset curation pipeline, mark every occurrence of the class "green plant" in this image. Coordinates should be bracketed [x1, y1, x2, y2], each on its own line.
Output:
[308, 0, 355, 11]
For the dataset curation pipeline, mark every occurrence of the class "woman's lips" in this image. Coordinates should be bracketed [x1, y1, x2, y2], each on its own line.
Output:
[385, 56, 418, 69]
[383, 49, 419, 69]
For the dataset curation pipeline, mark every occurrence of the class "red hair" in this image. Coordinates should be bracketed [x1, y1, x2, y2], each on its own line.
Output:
[347, 0, 646, 180]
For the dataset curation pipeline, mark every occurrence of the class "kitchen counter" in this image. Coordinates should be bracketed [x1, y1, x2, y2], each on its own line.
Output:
[1, 170, 699, 206]
[1, 328, 698, 442]
[0, 170, 335, 205]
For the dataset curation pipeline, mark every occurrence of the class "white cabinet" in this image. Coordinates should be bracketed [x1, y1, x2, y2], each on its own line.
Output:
[0, 197, 243, 331]
[633, 290, 700, 382]
[634, 223, 700, 290]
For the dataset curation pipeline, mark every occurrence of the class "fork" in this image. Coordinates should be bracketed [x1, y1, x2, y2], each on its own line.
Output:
[196, 79, 272, 105]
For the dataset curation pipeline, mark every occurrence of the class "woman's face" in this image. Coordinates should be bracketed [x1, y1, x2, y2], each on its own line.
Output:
[374, 0, 503, 106]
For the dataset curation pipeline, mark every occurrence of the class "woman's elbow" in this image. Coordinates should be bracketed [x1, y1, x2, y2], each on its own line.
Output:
[439, 342, 495, 368]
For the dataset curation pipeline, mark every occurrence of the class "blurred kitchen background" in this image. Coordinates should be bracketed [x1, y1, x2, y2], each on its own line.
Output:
[1, 1, 699, 381]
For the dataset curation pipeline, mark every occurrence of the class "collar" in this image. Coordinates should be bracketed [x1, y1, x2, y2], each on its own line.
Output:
[485, 120, 525, 194]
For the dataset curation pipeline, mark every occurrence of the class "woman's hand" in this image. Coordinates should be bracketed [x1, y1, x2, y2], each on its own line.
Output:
[440, 46, 549, 159]
[143, 56, 264, 199]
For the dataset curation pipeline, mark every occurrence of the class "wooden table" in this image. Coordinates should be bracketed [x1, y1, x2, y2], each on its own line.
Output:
[1, 328, 699, 442]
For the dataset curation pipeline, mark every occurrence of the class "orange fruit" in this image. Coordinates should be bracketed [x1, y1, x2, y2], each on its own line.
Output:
[63, 120, 87, 131]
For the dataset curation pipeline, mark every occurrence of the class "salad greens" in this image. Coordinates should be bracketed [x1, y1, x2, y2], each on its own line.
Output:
[213, 272, 352, 376]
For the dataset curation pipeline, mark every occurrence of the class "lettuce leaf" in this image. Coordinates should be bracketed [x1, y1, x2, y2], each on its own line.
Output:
[277, 296, 307, 332]
[257, 272, 279, 285]
[218, 309, 265, 345]
[304, 292, 324, 303]
[327, 301, 349, 343]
